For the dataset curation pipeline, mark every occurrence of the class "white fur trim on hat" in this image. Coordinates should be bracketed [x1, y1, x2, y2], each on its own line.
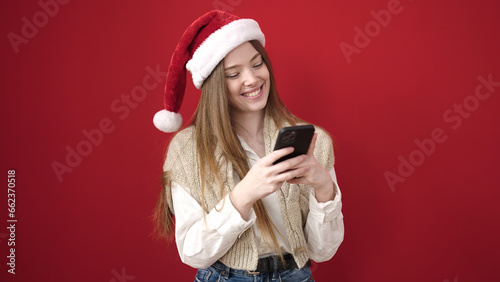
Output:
[153, 109, 183, 133]
[186, 18, 265, 89]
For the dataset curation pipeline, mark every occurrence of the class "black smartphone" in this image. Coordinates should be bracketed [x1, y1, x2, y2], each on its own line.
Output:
[273, 124, 315, 164]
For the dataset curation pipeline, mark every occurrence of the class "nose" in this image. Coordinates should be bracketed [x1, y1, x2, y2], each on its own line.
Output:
[243, 69, 258, 86]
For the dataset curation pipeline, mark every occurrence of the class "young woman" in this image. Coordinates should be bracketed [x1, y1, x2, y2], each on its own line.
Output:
[153, 10, 344, 281]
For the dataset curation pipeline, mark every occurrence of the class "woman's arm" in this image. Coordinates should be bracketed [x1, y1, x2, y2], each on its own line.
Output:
[171, 181, 256, 269]
[287, 129, 344, 261]
[304, 167, 344, 262]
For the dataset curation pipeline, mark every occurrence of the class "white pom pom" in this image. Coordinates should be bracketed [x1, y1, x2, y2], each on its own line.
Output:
[153, 109, 183, 133]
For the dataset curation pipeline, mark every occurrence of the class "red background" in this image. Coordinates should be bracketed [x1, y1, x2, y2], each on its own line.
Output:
[1, 0, 500, 281]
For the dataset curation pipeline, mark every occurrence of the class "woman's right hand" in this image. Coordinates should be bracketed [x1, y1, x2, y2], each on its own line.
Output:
[229, 147, 309, 220]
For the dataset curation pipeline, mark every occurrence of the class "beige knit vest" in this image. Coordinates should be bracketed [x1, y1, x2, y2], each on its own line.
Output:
[163, 115, 334, 271]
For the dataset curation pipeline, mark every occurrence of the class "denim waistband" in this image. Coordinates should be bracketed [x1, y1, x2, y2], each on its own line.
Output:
[212, 253, 308, 275]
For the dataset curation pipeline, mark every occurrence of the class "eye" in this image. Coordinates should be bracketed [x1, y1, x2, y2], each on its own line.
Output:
[226, 73, 239, 79]
[253, 61, 264, 68]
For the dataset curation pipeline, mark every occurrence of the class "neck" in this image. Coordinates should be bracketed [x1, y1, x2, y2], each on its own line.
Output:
[232, 109, 265, 140]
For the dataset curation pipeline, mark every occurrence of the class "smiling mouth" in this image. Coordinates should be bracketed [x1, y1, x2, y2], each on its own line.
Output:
[242, 86, 261, 97]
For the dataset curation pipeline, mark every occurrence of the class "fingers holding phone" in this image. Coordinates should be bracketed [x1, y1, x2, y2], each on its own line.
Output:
[230, 146, 309, 219]
[285, 132, 335, 201]
[245, 147, 308, 195]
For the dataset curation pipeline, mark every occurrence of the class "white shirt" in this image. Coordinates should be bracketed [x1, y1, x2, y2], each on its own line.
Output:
[171, 138, 344, 269]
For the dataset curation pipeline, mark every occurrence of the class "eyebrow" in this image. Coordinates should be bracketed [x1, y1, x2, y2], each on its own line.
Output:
[224, 53, 262, 71]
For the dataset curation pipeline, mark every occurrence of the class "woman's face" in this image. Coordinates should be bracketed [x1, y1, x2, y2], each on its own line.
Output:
[223, 42, 270, 116]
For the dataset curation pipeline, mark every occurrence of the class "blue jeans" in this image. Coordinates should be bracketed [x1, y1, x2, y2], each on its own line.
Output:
[194, 260, 315, 282]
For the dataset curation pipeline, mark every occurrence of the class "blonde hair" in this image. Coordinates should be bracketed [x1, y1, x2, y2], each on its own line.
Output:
[154, 41, 303, 259]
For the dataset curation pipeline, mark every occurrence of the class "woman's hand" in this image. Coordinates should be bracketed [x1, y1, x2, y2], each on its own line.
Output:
[230, 147, 309, 220]
[287, 133, 336, 203]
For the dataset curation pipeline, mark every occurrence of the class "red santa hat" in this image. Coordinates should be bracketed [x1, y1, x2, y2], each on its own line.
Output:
[153, 10, 266, 132]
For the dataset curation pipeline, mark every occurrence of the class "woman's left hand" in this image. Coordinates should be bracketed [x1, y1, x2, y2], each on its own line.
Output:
[286, 133, 336, 202]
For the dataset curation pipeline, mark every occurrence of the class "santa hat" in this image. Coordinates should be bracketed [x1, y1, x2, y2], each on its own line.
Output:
[153, 10, 266, 133]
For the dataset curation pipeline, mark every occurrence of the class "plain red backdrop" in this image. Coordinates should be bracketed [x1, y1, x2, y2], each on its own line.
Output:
[1, 0, 499, 281]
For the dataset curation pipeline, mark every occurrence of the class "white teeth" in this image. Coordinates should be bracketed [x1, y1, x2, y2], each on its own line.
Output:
[242, 88, 260, 97]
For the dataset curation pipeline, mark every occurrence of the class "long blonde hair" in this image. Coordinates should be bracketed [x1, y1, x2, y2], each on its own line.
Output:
[153, 41, 302, 257]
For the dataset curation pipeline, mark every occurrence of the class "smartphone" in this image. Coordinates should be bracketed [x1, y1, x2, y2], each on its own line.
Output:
[273, 124, 315, 164]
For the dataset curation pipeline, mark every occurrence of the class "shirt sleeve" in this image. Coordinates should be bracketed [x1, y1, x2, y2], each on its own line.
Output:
[171, 181, 257, 269]
[304, 167, 345, 262]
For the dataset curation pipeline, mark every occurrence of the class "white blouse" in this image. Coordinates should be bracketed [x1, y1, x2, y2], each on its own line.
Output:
[171, 138, 344, 269]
